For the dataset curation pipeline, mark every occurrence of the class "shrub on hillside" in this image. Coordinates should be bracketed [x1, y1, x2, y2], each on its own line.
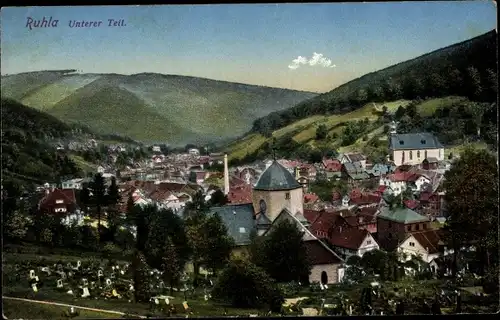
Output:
[212, 259, 284, 311]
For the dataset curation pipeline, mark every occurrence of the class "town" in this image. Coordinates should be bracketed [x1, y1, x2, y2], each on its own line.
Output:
[3, 119, 498, 316]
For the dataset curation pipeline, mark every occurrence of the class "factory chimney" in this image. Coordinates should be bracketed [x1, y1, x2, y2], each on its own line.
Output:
[224, 154, 230, 196]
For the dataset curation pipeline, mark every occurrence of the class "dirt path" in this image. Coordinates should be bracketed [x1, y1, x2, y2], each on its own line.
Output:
[2, 296, 146, 318]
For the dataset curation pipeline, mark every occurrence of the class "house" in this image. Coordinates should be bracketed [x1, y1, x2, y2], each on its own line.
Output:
[341, 162, 370, 186]
[152, 145, 161, 153]
[376, 206, 431, 251]
[421, 157, 439, 170]
[61, 178, 84, 190]
[365, 163, 395, 178]
[389, 132, 444, 166]
[397, 229, 443, 263]
[321, 158, 342, 180]
[379, 172, 416, 196]
[209, 203, 256, 258]
[263, 208, 344, 285]
[38, 188, 78, 215]
[327, 226, 380, 259]
[188, 148, 200, 156]
[340, 153, 367, 168]
[406, 173, 432, 192]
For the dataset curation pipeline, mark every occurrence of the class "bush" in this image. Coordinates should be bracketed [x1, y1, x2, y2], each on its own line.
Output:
[212, 259, 284, 311]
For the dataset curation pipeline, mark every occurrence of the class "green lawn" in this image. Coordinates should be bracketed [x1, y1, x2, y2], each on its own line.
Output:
[2, 249, 260, 318]
[3, 299, 119, 319]
[69, 155, 96, 173]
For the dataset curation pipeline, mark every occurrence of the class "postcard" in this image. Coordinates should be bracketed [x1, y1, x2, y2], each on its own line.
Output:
[1, 2, 498, 318]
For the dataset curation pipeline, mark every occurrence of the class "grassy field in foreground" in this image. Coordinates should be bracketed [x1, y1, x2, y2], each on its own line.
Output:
[3, 299, 118, 319]
[2, 249, 260, 318]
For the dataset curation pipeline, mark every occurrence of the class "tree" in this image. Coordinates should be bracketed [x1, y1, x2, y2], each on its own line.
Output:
[105, 176, 121, 238]
[186, 213, 234, 284]
[484, 68, 498, 102]
[161, 237, 183, 294]
[4, 210, 30, 241]
[394, 106, 406, 120]
[468, 102, 487, 139]
[465, 66, 483, 100]
[80, 187, 91, 215]
[131, 250, 152, 302]
[212, 259, 284, 311]
[447, 68, 463, 94]
[250, 219, 311, 283]
[89, 173, 107, 246]
[443, 148, 498, 276]
[210, 189, 228, 206]
[316, 124, 328, 140]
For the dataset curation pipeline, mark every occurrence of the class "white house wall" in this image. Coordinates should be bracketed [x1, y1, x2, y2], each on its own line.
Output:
[391, 148, 444, 166]
[310, 263, 340, 284]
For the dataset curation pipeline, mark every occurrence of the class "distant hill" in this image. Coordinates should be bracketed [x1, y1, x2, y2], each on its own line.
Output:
[1, 71, 316, 146]
[1, 98, 86, 185]
[250, 30, 497, 136]
[227, 30, 497, 163]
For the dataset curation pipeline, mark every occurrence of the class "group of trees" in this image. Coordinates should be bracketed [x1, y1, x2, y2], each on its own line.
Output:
[251, 30, 496, 136]
[443, 148, 498, 292]
[394, 99, 497, 147]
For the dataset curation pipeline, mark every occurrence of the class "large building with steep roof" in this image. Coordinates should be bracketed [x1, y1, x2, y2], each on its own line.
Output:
[210, 159, 345, 284]
[389, 132, 444, 166]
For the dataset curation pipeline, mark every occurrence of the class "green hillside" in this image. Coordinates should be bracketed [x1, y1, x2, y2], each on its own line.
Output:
[1, 71, 316, 146]
[227, 30, 497, 163]
[250, 30, 497, 136]
[1, 98, 85, 187]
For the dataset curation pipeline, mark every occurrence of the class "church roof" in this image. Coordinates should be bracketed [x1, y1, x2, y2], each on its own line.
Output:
[389, 133, 443, 151]
[254, 161, 302, 191]
[209, 203, 256, 246]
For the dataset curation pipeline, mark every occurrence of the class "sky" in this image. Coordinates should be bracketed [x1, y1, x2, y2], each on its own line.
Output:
[1, 2, 497, 93]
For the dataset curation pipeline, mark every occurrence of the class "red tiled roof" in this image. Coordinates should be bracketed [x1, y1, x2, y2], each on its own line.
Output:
[412, 229, 443, 254]
[328, 227, 370, 250]
[39, 188, 77, 213]
[304, 193, 319, 203]
[404, 199, 420, 209]
[387, 172, 416, 182]
[376, 185, 387, 194]
[227, 184, 252, 205]
[349, 193, 381, 206]
[350, 188, 362, 199]
[310, 211, 345, 234]
[305, 240, 343, 265]
[303, 209, 323, 224]
[322, 158, 342, 172]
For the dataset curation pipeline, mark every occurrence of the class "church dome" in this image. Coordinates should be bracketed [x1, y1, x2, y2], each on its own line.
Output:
[254, 161, 302, 191]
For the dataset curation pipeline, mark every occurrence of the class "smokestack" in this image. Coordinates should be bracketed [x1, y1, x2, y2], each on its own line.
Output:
[224, 154, 229, 196]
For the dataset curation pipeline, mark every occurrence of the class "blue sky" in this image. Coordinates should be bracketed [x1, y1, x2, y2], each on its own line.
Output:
[1, 2, 496, 92]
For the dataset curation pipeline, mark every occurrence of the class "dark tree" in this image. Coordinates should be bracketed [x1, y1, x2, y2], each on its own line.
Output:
[89, 173, 107, 246]
[212, 259, 284, 311]
[250, 219, 311, 283]
[315, 124, 328, 140]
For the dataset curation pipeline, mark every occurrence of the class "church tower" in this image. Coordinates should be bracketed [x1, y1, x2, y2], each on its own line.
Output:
[252, 160, 304, 223]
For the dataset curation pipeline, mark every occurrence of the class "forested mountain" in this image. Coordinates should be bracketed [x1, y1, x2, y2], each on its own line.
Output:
[251, 30, 497, 136]
[1, 71, 316, 145]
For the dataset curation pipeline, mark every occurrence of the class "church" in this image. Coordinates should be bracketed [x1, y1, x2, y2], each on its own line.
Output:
[209, 155, 345, 285]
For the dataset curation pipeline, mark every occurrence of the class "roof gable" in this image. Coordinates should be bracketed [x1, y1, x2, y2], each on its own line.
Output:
[389, 133, 443, 150]
[378, 206, 429, 224]
[254, 161, 302, 191]
[209, 204, 256, 246]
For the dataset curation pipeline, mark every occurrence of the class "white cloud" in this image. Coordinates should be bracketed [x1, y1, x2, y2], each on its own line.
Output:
[288, 52, 336, 70]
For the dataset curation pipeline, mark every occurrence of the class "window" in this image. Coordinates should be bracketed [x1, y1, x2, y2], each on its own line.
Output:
[409, 242, 415, 247]
[239, 227, 246, 233]
[55, 199, 64, 204]
[416, 224, 420, 231]
[425, 150, 428, 159]
[366, 240, 372, 245]
[417, 150, 421, 158]
[422, 223, 426, 230]
[409, 151, 413, 160]
[406, 226, 411, 232]
[285, 192, 290, 200]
